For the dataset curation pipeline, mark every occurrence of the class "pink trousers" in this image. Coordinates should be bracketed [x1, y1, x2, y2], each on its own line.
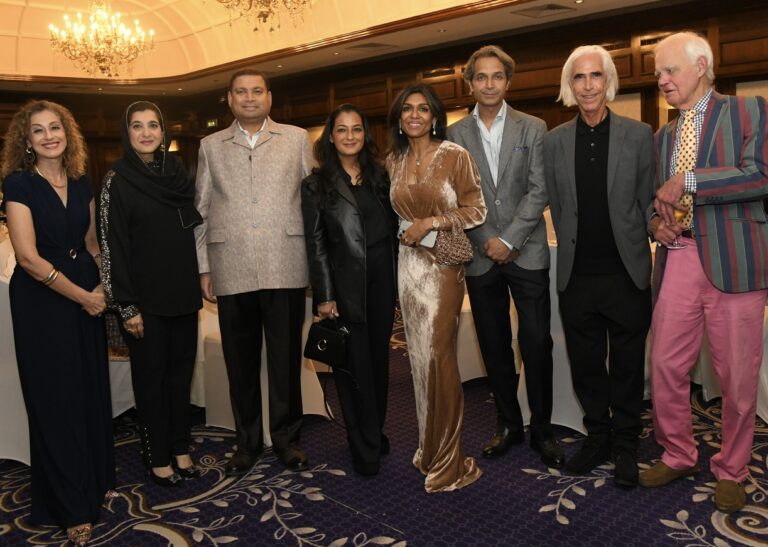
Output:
[650, 237, 767, 482]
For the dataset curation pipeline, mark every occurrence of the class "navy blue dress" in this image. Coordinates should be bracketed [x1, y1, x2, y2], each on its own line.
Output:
[1, 171, 115, 527]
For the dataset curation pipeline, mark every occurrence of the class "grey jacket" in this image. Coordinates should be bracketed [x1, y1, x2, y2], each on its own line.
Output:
[447, 104, 550, 275]
[543, 111, 655, 292]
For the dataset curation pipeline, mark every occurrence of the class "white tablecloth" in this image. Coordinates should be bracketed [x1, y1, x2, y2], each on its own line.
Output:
[455, 245, 586, 433]
[0, 236, 327, 463]
[454, 241, 768, 433]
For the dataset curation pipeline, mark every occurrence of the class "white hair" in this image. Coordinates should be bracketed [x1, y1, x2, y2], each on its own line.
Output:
[656, 31, 715, 82]
[557, 45, 619, 107]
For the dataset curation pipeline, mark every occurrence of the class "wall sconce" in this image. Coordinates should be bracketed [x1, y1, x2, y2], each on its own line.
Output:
[168, 139, 179, 152]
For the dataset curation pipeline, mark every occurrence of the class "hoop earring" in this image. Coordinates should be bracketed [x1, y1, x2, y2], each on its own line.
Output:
[432, 120, 437, 136]
[25, 145, 35, 164]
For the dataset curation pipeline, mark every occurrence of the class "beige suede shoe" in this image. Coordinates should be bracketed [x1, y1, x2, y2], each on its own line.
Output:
[638, 461, 699, 487]
[714, 479, 746, 513]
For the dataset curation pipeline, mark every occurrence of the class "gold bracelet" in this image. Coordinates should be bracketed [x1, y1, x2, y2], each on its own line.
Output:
[42, 268, 59, 286]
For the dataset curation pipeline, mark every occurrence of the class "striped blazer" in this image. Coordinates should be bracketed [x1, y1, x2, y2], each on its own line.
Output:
[653, 91, 768, 294]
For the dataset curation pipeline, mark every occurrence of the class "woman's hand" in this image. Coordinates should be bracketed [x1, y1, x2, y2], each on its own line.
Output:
[80, 286, 107, 317]
[400, 218, 434, 247]
[317, 300, 339, 320]
[124, 314, 145, 339]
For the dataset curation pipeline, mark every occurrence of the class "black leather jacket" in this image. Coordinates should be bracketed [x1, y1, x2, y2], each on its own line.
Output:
[300, 171, 397, 323]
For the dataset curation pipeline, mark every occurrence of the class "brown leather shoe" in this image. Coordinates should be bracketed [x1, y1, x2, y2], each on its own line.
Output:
[714, 479, 746, 513]
[638, 461, 699, 487]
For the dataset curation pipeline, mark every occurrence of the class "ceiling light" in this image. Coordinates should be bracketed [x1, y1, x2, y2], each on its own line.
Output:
[213, 0, 316, 32]
[48, 1, 155, 78]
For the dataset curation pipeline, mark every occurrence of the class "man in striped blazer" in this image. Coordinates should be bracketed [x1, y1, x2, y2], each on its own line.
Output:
[639, 32, 768, 513]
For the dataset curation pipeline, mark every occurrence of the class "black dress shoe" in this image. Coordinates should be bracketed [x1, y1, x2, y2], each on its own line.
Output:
[148, 470, 184, 487]
[173, 461, 201, 480]
[531, 434, 565, 469]
[352, 459, 380, 476]
[482, 426, 525, 458]
[225, 448, 258, 477]
[613, 449, 639, 488]
[566, 436, 611, 475]
[276, 443, 309, 471]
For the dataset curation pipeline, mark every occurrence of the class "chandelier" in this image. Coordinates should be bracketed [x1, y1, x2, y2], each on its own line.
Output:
[215, 0, 316, 32]
[49, 1, 155, 78]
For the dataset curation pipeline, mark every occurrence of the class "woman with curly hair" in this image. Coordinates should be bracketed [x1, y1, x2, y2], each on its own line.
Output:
[0, 100, 115, 546]
[301, 104, 397, 475]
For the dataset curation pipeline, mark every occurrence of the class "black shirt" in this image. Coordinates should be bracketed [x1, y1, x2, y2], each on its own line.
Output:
[346, 174, 390, 247]
[572, 111, 624, 275]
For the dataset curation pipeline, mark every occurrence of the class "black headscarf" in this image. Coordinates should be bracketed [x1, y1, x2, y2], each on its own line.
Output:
[112, 101, 202, 228]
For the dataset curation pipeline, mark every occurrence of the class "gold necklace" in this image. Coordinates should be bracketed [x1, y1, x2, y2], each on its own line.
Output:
[35, 166, 67, 189]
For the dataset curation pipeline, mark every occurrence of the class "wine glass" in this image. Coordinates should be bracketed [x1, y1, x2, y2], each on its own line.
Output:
[666, 199, 689, 250]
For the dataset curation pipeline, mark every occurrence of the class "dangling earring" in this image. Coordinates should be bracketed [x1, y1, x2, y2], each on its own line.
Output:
[432, 120, 437, 136]
[25, 145, 35, 164]
[159, 142, 166, 153]
[398, 121, 403, 135]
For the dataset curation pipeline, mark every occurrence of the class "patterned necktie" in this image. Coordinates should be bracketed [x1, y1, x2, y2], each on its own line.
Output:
[675, 109, 697, 229]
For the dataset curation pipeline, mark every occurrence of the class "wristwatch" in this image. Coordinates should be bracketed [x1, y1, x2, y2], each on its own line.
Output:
[431, 216, 440, 230]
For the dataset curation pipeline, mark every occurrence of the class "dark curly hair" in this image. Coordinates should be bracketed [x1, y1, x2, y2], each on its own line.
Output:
[1, 99, 87, 179]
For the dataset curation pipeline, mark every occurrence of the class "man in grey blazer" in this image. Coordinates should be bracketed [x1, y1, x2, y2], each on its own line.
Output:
[194, 69, 314, 475]
[447, 45, 563, 468]
[543, 46, 654, 487]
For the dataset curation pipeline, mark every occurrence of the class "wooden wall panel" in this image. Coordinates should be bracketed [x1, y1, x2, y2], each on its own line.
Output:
[1, 0, 767, 184]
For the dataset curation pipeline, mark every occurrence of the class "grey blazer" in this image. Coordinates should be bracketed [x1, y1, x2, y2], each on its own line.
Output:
[447, 104, 550, 275]
[543, 111, 655, 292]
[194, 118, 314, 296]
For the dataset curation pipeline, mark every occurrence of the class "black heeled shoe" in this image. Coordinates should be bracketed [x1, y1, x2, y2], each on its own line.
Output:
[173, 460, 201, 480]
[148, 469, 184, 487]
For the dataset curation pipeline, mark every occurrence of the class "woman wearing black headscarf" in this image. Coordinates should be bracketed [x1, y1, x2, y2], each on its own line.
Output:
[99, 101, 202, 487]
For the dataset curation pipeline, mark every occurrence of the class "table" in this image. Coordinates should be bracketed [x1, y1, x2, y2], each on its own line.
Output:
[0, 236, 327, 463]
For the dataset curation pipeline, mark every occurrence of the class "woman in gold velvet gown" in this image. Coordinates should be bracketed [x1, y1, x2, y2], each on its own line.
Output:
[386, 84, 486, 492]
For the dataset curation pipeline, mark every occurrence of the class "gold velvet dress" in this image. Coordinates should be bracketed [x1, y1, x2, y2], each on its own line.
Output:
[388, 140, 487, 492]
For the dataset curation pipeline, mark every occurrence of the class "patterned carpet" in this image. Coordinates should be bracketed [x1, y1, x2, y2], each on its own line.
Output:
[1, 313, 767, 546]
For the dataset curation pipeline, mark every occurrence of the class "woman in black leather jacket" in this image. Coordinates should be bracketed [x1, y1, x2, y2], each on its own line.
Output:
[301, 104, 397, 476]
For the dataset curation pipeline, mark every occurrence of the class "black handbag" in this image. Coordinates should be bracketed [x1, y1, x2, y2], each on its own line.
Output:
[303, 319, 350, 369]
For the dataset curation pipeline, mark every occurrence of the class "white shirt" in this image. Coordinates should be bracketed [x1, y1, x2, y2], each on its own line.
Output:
[472, 102, 507, 186]
[472, 102, 514, 251]
[237, 118, 267, 149]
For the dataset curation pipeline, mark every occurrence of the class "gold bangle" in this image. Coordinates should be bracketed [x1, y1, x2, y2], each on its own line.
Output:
[42, 268, 59, 285]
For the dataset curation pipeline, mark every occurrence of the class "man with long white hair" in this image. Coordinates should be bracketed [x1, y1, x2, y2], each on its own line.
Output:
[640, 31, 768, 513]
[543, 45, 655, 487]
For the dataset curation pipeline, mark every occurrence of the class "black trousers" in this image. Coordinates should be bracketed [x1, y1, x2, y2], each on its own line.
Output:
[335, 241, 395, 466]
[124, 312, 198, 468]
[216, 288, 305, 454]
[466, 261, 554, 435]
[559, 271, 651, 451]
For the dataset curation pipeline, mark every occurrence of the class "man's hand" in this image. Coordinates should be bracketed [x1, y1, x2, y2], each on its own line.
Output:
[650, 216, 683, 247]
[484, 238, 519, 264]
[654, 172, 688, 226]
[200, 273, 217, 303]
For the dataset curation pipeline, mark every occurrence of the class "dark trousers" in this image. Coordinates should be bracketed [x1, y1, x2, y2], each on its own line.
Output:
[124, 312, 198, 468]
[216, 288, 305, 453]
[466, 261, 554, 435]
[559, 271, 651, 451]
[335, 241, 395, 466]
